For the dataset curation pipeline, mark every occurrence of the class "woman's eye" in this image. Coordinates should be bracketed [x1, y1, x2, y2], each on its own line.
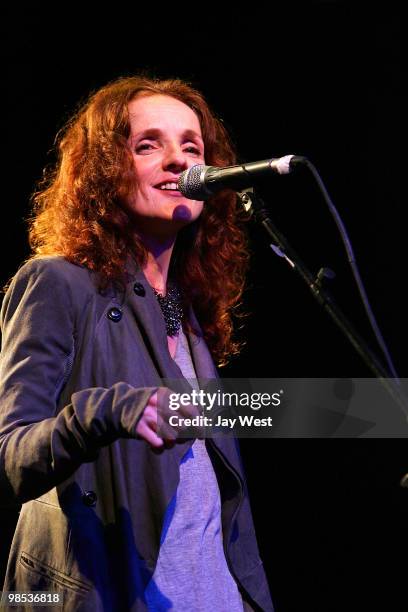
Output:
[185, 146, 201, 155]
[135, 143, 202, 155]
[136, 143, 154, 153]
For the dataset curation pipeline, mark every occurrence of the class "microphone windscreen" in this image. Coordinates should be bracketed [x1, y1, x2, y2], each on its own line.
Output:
[178, 165, 208, 199]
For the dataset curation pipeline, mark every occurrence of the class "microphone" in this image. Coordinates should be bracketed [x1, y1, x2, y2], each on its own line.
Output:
[178, 154, 304, 200]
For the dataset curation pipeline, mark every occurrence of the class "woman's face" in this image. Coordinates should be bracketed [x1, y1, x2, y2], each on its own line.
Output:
[126, 94, 205, 240]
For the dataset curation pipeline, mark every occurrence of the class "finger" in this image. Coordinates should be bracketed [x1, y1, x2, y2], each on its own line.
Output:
[156, 419, 179, 443]
[145, 410, 179, 443]
[136, 421, 165, 448]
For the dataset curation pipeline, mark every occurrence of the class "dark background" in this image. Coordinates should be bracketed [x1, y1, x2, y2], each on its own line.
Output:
[1, 2, 407, 610]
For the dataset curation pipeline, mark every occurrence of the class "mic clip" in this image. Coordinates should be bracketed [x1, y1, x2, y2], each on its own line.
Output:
[236, 188, 255, 215]
[314, 267, 336, 289]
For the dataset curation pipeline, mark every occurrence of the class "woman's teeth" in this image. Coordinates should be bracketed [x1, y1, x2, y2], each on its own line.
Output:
[159, 183, 179, 190]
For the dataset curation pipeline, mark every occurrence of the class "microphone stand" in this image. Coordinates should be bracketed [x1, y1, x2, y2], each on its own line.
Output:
[237, 187, 408, 419]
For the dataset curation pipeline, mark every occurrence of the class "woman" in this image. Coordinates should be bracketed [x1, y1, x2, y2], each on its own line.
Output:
[0, 76, 273, 611]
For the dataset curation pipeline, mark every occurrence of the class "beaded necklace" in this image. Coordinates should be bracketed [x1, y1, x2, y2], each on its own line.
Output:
[153, 284, 183, 337]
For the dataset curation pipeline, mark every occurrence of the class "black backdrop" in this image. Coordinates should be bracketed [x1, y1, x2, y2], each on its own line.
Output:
[1, 2, 407, 610]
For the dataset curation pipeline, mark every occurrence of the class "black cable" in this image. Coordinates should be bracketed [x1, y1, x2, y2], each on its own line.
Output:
[296, 157, 400, 383]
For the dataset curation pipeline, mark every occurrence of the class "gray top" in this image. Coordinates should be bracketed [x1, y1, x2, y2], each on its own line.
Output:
[144, 327, 244, 611]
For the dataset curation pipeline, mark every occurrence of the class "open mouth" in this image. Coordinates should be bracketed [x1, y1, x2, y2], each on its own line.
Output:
[154, 181, 180, 192]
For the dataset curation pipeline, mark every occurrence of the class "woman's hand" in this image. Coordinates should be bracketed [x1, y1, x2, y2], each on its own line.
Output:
[135, 388, 204, 449]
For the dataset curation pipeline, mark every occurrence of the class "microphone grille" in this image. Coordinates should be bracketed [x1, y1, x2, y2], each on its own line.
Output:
[178, 165, 207, 199]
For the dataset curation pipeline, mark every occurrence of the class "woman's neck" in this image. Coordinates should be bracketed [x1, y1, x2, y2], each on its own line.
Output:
[141, 234, 176, 295]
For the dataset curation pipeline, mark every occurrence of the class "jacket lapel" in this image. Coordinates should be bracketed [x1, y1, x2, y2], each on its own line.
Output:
[124, 267, 187, 384]
[185, 307, 246, 483]
[184, 305, 219, 382]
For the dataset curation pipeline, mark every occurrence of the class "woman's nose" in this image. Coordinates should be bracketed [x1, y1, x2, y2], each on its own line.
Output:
[162, 145, 188, 171]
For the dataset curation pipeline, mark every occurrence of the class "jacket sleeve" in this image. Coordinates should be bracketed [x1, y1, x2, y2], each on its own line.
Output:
[0, 259, 157, 507]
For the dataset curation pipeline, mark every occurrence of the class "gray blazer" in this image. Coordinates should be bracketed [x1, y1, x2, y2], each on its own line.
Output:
[0, 256, 274, 611]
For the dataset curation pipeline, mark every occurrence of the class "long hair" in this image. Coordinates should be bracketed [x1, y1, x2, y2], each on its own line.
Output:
[28, 75, 249, 366]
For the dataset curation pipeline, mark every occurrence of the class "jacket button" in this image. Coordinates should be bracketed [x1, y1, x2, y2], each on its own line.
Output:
[82, 490, 97, 507]
[107, 307, 122, 322]
[133, 282, 146, 297]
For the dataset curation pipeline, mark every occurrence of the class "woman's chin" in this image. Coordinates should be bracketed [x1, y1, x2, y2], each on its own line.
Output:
[171, 204, 196, 223]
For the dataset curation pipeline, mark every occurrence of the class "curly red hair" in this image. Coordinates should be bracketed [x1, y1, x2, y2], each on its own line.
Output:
[28, 75, 249, 366]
